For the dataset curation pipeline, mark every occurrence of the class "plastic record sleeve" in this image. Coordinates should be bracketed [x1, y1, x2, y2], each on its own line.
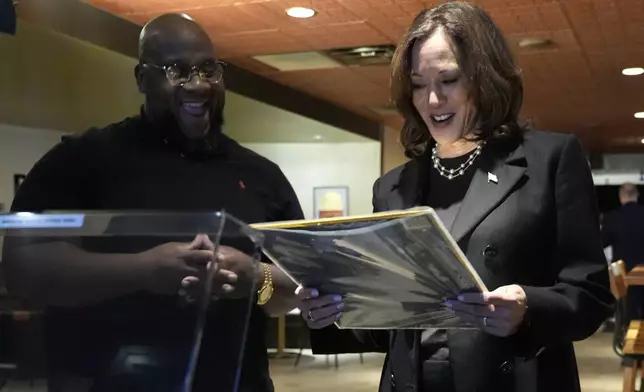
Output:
[250, 207, 488, 330]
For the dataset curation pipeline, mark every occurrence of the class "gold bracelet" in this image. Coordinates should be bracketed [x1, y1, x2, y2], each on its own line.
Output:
[257, 263, 274, 305]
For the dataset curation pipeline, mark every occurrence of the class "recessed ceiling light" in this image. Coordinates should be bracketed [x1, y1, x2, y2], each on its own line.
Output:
[313, 135, 323, 140]
[635, 112, 644, 119]
[286, 7, 316, 18]
[640, 138, 644, 144]
[518, 37, 553, 48]
[623, 67, 644, 76]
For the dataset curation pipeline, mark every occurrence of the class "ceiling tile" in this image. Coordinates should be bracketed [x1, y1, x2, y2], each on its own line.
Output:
[84, 0, 644, 151]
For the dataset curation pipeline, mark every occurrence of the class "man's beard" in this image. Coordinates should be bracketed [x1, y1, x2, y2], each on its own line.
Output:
[160, 105, 225, 157]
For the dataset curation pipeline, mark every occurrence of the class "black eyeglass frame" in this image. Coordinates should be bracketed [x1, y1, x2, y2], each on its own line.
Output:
[140, 60, 227, 85]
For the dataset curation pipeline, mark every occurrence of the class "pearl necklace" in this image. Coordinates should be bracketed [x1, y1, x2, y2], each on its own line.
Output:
[431, 142, 485, 180]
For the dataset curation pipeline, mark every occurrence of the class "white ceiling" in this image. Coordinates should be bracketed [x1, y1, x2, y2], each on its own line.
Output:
[224, 91, 375, 144]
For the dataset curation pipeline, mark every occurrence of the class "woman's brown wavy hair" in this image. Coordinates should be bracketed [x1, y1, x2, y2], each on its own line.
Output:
[391, 2, 525, 157]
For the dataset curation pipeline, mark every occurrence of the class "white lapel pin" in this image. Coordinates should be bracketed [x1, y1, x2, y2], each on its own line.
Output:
[487, 172, 498, 184]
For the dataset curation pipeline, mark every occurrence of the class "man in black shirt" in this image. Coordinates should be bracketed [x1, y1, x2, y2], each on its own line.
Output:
[3, 13, 318, 392]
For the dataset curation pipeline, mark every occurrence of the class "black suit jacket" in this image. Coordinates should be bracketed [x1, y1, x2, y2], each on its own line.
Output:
[602, 202, 644, 269]
[310, 130, 614, 392]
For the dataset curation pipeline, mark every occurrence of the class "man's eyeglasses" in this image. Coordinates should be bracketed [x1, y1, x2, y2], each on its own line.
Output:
[141, 60, 227, 85]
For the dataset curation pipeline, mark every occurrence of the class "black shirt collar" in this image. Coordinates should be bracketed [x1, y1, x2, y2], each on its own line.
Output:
[136, 107, 232, 159]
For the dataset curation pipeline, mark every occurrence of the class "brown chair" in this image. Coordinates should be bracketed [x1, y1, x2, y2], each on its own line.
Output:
[609, 260, 644, 392]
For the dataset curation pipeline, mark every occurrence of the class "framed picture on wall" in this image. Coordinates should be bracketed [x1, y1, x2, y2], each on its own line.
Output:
[313, 186, 349, 219]
[13, 174, 26, 195]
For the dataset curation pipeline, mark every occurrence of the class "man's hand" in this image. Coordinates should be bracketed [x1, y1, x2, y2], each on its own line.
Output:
[175, 235, 262, 300]
[137, 235, 214, 296]
[447, 284, 528, 337]
[212, 245, 262, 299]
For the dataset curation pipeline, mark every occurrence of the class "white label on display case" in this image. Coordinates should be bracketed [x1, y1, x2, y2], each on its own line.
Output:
[0, 213, 85, 229]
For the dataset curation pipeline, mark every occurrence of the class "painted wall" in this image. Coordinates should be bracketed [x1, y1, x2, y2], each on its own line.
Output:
[243, 142, 381, 219]
[0, 124, 68, 210]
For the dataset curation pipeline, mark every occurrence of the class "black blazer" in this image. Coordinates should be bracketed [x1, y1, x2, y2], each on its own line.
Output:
[310, 130, 614, 392]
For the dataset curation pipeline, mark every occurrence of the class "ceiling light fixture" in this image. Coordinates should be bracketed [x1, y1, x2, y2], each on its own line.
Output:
[286, 7, 316, 18]
[313, 135, 323, 140]
[635, 112, 644, 119]
[517, 37, 553, 48]
[623, 67, 644, 76]
[640, 138, 644, 144]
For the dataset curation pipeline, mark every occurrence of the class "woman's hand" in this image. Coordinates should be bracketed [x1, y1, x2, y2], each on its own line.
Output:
[296, 286, 344, 329]
[447, 284, 528, 337]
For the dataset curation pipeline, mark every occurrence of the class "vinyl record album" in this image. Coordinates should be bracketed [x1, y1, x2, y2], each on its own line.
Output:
[253, 208, 487, 330]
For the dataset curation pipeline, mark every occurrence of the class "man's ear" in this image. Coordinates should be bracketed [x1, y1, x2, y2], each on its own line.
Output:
[134, 64, 146, 94]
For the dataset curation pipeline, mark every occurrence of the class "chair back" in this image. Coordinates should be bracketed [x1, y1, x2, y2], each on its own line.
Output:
[609, 260, 628, 357]
[610, 260, 628, 299]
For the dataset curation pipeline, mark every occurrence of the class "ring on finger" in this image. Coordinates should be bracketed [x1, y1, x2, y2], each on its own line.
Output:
[307, 311, 315, 321]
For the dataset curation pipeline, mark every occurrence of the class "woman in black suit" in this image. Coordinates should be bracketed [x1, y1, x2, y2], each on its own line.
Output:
[296, 2, 614, 392]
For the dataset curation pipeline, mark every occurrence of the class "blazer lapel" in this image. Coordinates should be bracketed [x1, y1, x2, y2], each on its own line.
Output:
[450, 142, 527, 243]
[388, 152, 431, 210]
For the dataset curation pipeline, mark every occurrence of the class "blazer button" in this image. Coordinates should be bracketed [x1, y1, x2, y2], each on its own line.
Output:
[405, 384, 416, 392]
[390, 374, 396, 388]
[499, 360, 514, 374]
[482, 245, 498, 258]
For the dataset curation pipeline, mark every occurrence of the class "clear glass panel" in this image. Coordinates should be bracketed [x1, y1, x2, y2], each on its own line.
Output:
[0, 211, 262, 392]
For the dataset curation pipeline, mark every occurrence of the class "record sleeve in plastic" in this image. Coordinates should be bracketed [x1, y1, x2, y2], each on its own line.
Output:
[252, 207, 488, 330]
